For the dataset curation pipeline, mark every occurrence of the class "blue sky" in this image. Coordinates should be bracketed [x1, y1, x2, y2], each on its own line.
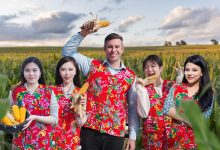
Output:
[1, 0, 220, 46]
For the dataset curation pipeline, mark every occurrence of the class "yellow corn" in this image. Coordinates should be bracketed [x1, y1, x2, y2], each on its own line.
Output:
[12, 105, 20, 121]
[147, 74, 157, 81]
[79, 82, 89, 95]
[97, 20, 110, 28]
[1, 116, 13, 126]
[19, 107, 26, 123]
[6, 112, 17, 124]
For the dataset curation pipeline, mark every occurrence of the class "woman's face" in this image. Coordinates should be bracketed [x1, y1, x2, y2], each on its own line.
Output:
[24, 62, 41, 85]
[184, 62, 203, 85]
[144, 60, 162, 78]
[59, 61, 76, 85]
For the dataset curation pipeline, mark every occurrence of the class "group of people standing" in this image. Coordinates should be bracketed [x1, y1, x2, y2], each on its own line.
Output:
[9, 20, 214, 150]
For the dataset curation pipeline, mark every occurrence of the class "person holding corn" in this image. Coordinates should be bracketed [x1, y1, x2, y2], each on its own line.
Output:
[10, 56, 58, 149]
[163, 55, 214, 149]
[136, 55, 183, 149]
[50, 56, 87, 149]
[62, 19, 139, 150]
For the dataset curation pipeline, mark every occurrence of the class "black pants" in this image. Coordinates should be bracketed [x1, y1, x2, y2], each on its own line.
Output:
[80, 127, 125, 150]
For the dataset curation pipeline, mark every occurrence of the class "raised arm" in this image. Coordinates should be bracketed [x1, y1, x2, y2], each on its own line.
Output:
[62, 21, 97, 76]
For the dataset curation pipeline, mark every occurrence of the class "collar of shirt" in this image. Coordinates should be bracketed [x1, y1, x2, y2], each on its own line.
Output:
[103, 58, 126, 71]
[62, 83, 75, 97]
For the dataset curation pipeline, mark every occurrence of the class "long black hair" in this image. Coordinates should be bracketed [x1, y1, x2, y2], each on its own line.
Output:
[55, 56, 81, 88]
[182, 55, 213, 112]
[20, 56, 45, 84]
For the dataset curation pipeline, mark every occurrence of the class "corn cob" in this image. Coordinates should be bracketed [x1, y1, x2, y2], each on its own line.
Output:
[1, 116, 13, 126]
[12, 105, 20, 121]
[6, 112, 17, 124]
[79, 82, 89, 95]
[76, 83, 89, 119]
[19, 107, 26, 123]
[97, 20, 110, 28]
[142, 74, 157, 86]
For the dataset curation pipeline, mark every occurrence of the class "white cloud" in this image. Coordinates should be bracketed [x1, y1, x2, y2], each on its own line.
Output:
[32, 11, 84, 33]
[0, 11, 85, 41]
[160, 7, 220, 43]
[118, 16, 144, 32]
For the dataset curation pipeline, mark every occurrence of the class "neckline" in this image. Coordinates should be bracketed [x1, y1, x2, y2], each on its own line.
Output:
[25, 83, 39, 95]
[62, 83, 75, 96]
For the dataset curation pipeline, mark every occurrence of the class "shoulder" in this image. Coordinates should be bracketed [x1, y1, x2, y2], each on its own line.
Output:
[91, 59, 103, 66]
[125, 67, 136, 77]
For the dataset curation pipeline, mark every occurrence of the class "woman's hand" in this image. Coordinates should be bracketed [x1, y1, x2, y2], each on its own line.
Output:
[79, 94, 87, 106]
[173, 61, 184, 83]
[22, 115, 36, 131]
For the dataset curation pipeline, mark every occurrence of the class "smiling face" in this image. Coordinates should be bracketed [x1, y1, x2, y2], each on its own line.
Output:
[144, 60, 163, 78]
[23, 62, 41, 85]
[59, 61, 76, 85]
[184, 62, 203, 85]
[105, 38, 124, 65]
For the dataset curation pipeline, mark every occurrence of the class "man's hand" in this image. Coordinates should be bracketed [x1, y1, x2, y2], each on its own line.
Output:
[80, 20, 99, 36]
[126, 139, 136, 150]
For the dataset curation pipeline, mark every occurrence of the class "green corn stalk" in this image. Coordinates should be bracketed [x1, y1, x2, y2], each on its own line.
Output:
[0, 74, 10, 150]
[180, 101, 220, 150]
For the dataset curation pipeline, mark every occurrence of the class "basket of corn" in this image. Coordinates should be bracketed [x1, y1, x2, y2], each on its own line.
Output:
[0, 105, 29, 133]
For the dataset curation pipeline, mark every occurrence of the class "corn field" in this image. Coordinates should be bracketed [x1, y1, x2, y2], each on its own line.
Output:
[0, 45, 220, 148]
[1, 45, 220, 87]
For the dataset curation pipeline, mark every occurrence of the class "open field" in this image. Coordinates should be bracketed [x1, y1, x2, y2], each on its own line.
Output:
[1, 45, 220, 148]
[1, 45, 220, 87]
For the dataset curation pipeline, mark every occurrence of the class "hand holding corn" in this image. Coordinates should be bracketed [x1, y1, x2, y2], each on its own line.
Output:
[70, 83, 89, 120]
[136, 74, 157, 86]
[80, 13, 110, 36]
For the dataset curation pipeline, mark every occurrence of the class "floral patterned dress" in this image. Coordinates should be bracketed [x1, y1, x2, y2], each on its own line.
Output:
[12, 84, 53, 150]
[142, 80, 174, 150]
[50, 85, 81, 150]
[163, 83, 213, 150]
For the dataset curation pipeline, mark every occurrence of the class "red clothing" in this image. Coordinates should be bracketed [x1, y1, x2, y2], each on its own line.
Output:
[142, 80, 174, 150]
[51, 85, 81, 150]
[83, 60, 135, 137]
[12, 84, 53, 150]
[165, 83, 197, 149]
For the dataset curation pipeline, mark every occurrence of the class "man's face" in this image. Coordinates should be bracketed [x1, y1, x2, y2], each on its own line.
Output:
[104, 39, 124, 64]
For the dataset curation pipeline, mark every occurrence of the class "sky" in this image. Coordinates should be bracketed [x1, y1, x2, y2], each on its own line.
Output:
[1, 0, 220, 47]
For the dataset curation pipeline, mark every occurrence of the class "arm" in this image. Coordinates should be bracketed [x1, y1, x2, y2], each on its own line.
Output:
[136, 84, 150, 118]
[62, 21, 98, 76]
[203, 98, 214, 119]
[127, 77, 140, 149]
[23, 91, 58, 130]
[62, 33, 93, 76]
[163, 86, 191, 126]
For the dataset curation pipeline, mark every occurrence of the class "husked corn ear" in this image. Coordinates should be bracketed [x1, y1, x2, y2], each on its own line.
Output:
[97, 20, 110, 28]
[12, 105, 20, 121]
[142, 74, 158, 86]
[1, 116, 13, 125]
[6, 112, 17, 124]
[19, 107, 26, 123]
[79, 83, 89, 95]
[147, 74, 157, 81]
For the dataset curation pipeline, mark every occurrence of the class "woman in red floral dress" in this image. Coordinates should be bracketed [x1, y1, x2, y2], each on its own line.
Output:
[11, 57, 58, 149]
[51, 56, 87, 150]
[136, 55, 183, 150]
[163, 55, 214, 149]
